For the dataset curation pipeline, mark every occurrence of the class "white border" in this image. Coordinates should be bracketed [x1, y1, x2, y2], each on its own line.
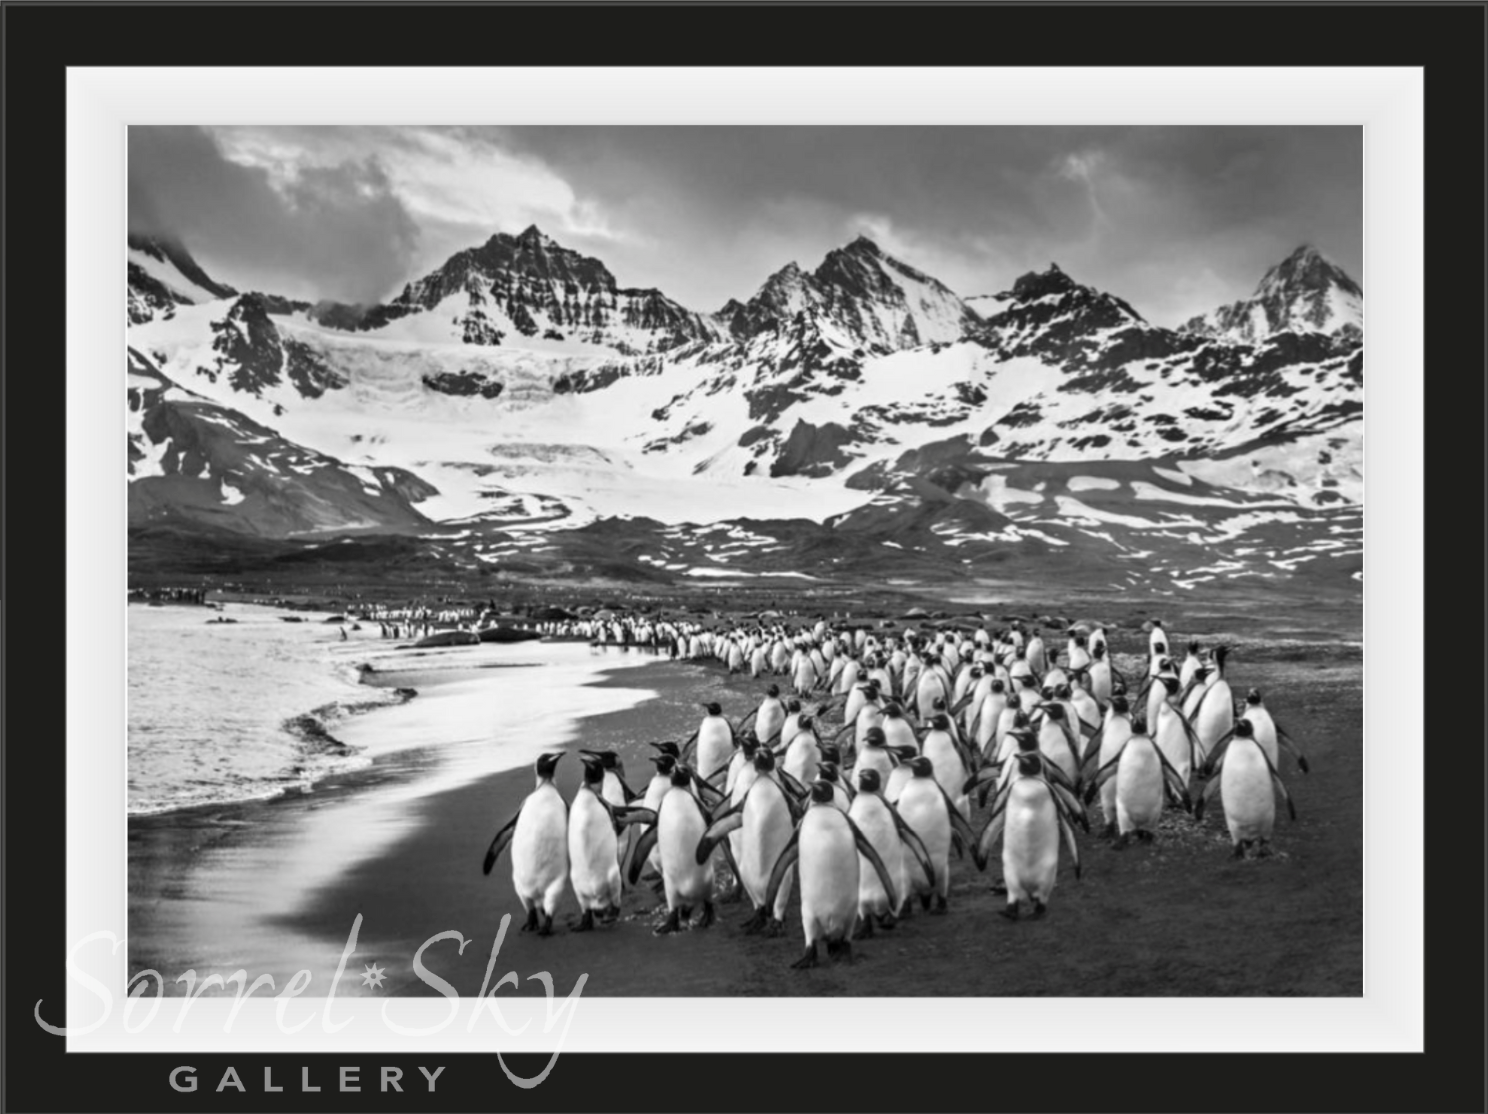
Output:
[65, 67, 1420, 1054]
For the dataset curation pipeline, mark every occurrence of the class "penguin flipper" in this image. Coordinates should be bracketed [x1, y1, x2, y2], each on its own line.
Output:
[626, 823, 661, 886]
[618, 775, 642, 803]
[891, 807, 937, 892]
[1259, 748, 1298, 820]
[846, 815, 900, 914]
[1151, 740, 1193, 811]
[1057, 807, 1082, 880]
[1194, 767, 1225, 822]
[938, 785, 981, 869]
[1084, 752, 1123, 805]
[1040, 754, 1077, 795]
[975, 793, 1011, 868]
[1202, 730, 1235, 778]
[1050, 781, 1090, 832]
[480, 809, 522, 876]
[696, 808, 745, 864]
[949, 690, 976, 719]
[777, 768, 807, 802]
[1079, 725, 1107, 776]
[763, 830, 802, 911]
[1275, 723, 1311, 773]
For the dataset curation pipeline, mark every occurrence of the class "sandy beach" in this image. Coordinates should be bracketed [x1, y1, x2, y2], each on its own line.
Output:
[128, 603, 1362, 998]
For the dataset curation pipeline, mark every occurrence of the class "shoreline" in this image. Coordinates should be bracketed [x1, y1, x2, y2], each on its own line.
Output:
[129, 620, 1362, 998]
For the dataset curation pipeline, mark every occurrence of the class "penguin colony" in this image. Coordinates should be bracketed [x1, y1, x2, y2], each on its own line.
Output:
[484, 617, 1311, 968]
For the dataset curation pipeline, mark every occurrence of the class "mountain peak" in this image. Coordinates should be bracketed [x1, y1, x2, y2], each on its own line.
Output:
[845, 234, 882, 257]
[1009, 263, 1079, 302]
[1182, 244, 1362, 343]
[516, 224, 551, 247]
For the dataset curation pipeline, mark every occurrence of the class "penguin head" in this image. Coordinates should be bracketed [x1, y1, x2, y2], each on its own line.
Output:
[669, 766, 694, 788]
[581, 748, 620, 770]
[1246, 688, 1263, 705]
[858, 768, 882, 793]
[893, 745, 920, 762]
[819, 762, 840, 784]
[703, 701, 723, 717]
[1014, 729, 1040, 752]
[740, 735, 760, 757]
[819, 742, 841, 765]
[1013, 710, 1031, 729]
[535, 752, 564, 779]
[1015, 752, 1043, 777]
[579, 754, 605, 785]
[908, 756, 934, 778]
[652, 754, 677, 775]
[1111, 694, 1130, 715]
[863, 726, 887, 748]
[753, 748, 776, 772]
[884, 704, 904, 719]
[1161, 676, 1181, 695]
[650, 740, 680, 757]
[1234, 719, 1257, 739]
[1057, 683, 1073, 700]
[1042, 702, 1066, 721]
[767, 684, 780, 698]
[931, 713, 951, 731]
[1092, 643, 1106, 660]
[1021, 675, 1039, 689]
[990, 679, 1006, 694]
[1041, 684, 1056, 700]
[1188, 640, 1200, 655]
[809, 780, 836, 805]
[1154, 642, 1168, 656]
[1074, 634, 1087, 648]
[1153, 619, 1164, 629]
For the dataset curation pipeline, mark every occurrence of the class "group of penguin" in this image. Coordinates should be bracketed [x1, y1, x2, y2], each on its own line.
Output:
[484, 617, 1312, 968]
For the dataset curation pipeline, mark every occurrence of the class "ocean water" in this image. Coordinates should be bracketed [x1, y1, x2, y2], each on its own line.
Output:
[127, 604, 390, 814]
[127, 603, 662, 817]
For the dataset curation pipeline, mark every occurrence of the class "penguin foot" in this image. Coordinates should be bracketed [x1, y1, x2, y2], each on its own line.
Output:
[1031, 900, 1048, 920]
[999, 901, 1021, 922]
[742, 907, 769, 935]
[1231, 841, 1246, 860]
[837, 940, 854, 966]
[791, 944, 819, 970]
[1256, 840, 1274, 859]
[932, 894, 949, 915]
[570, 909, 596, 933]
[919, 893, 932, 912]
[852, 918, 874, 941]
[653, 909, 683, 936]
[1137, 830, 1155, 844]
[538, 913, 555, 938]
[698, 900, 717, 929]
[1113, 833, 1131, 850]
[600, 904, 621, 925]
[988, 879, 1008, 895]
[763, 917, 786, 938]
[1101, 820, 1118, 840]
[877, 912, 898, 931]
[520, 908, 540, 933]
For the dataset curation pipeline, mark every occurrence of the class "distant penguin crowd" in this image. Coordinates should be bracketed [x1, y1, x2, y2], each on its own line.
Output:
[483, 615, 1311, 967]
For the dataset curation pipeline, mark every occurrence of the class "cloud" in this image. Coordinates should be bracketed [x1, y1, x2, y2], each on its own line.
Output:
[1055, 149, 1110, 226]
[128, 127, 420, 304]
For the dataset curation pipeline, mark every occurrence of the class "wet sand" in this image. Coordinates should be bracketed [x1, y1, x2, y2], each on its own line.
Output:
[130, 613, 1362, 998]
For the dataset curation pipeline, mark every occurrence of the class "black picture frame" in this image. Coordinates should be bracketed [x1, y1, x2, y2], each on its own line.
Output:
[3, 3, 1483, 1112]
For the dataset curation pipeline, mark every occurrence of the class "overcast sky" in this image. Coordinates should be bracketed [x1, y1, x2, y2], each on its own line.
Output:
[129, 125, 1362, 326]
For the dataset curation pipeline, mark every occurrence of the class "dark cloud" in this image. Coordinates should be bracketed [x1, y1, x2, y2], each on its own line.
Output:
[128, 126, 420, 304]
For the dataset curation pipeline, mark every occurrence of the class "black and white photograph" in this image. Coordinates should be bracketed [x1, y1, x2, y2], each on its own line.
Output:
[124, 123, 1364, 999]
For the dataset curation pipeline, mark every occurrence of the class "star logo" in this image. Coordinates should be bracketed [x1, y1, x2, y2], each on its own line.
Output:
[360, 962, 387, 990]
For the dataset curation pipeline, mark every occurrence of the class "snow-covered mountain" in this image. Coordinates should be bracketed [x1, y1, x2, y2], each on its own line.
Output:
[124, 230, 1363, 593]
[1180, 244, 1363, 344]
[128, 233, 239, 325]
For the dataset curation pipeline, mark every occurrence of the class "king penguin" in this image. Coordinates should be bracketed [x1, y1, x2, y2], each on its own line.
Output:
[1197, 719, 1296, 858]
[765, 780, 899, 969]
[481, 752, 569, 936]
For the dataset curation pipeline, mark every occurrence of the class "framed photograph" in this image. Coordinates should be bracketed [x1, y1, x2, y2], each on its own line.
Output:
[3, 4, 1481, 1112]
